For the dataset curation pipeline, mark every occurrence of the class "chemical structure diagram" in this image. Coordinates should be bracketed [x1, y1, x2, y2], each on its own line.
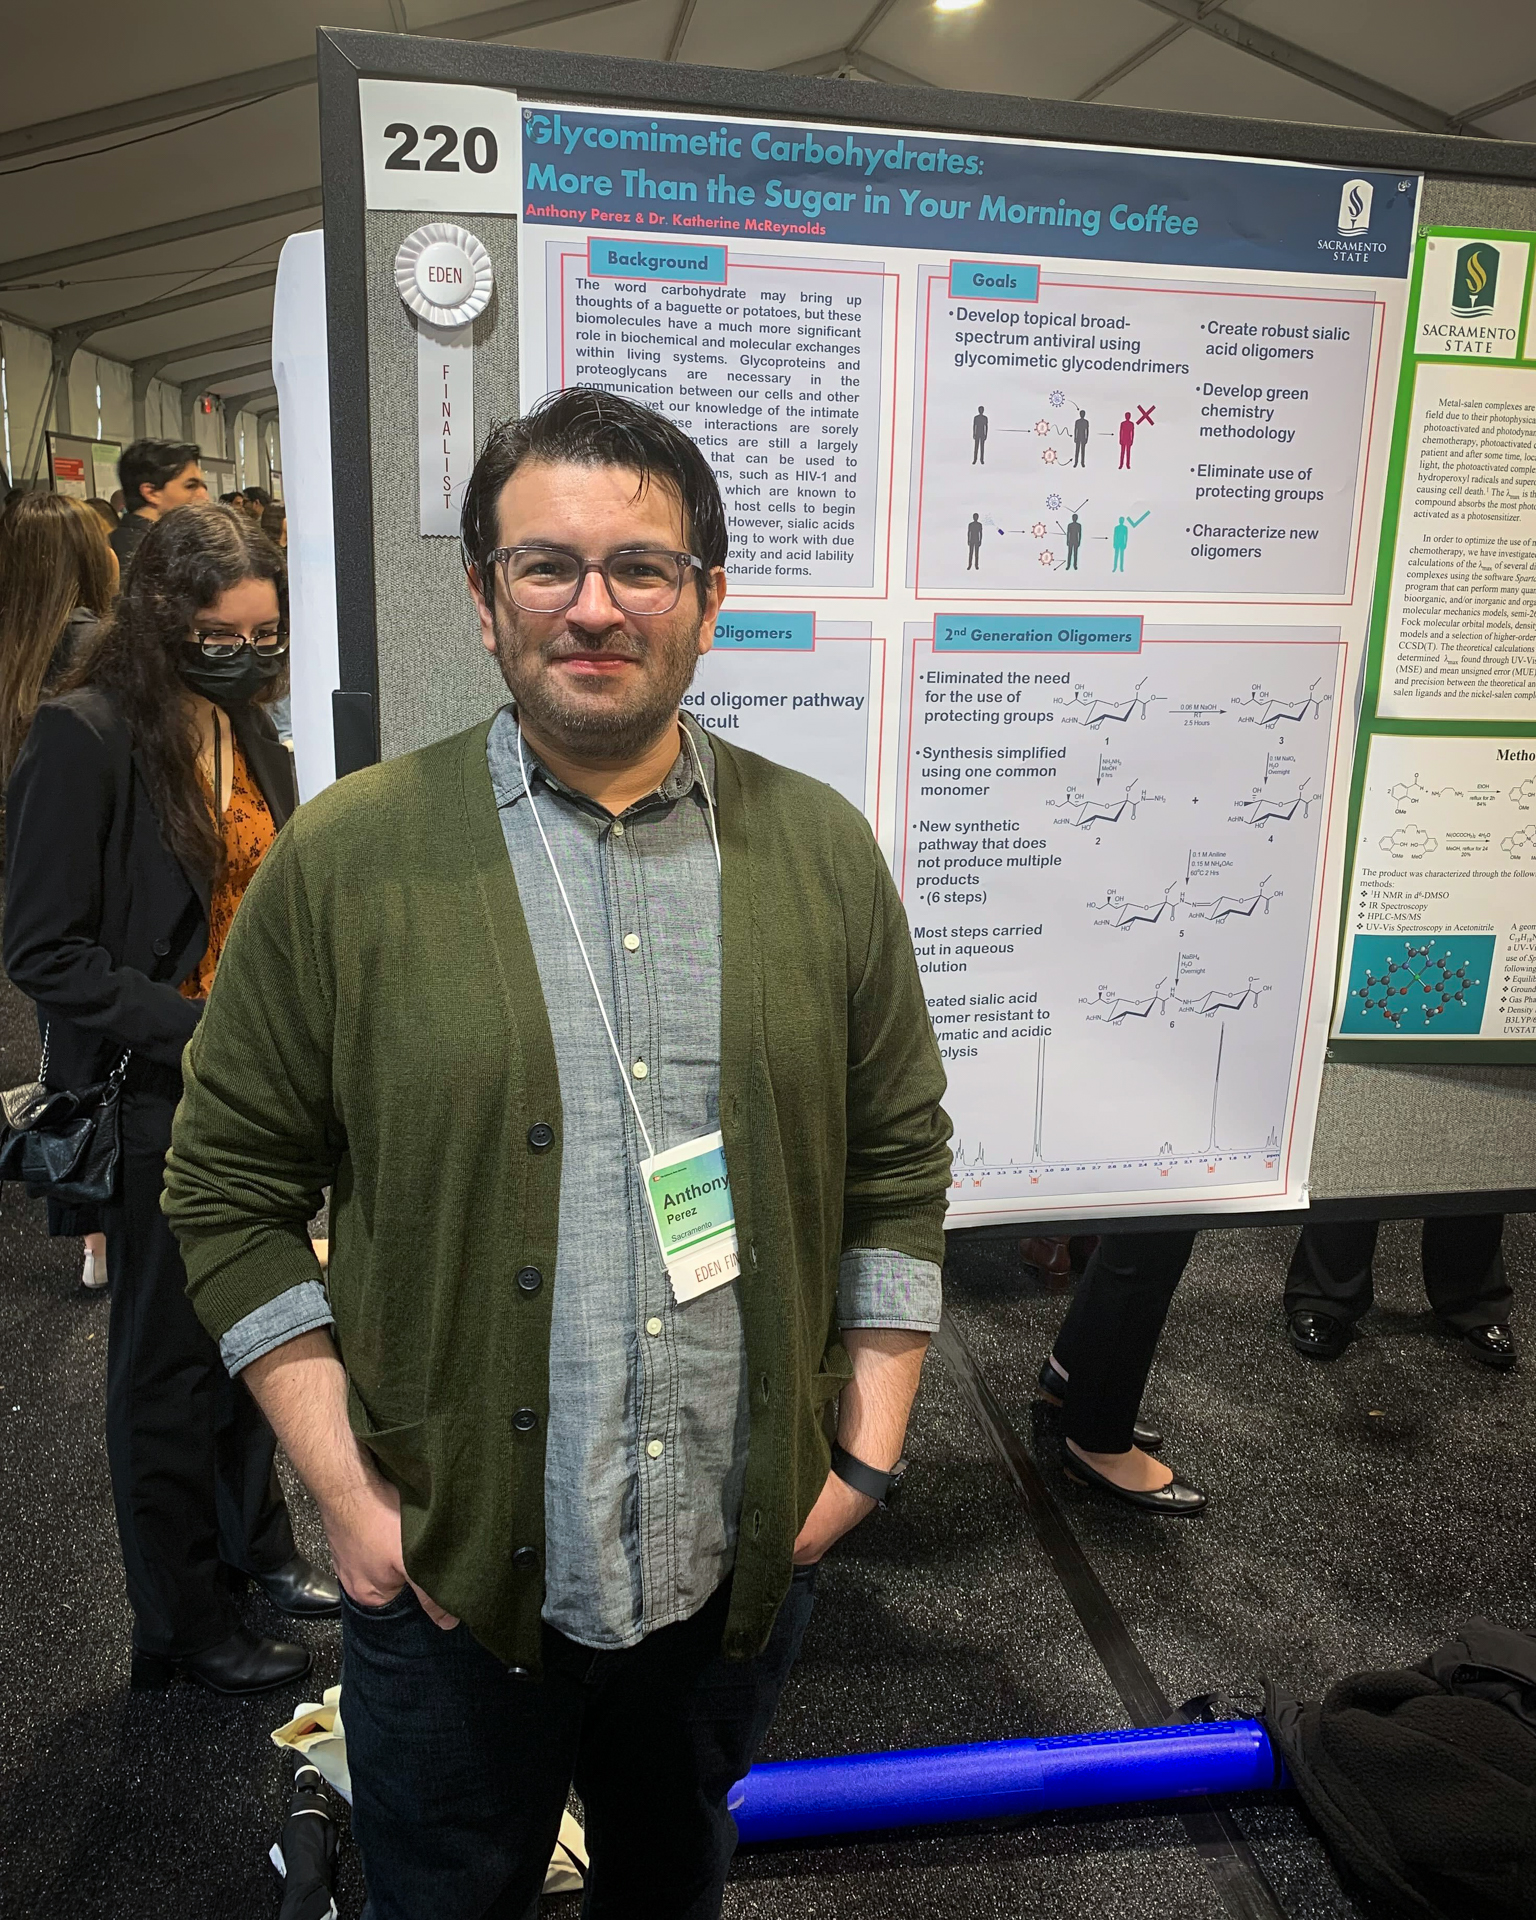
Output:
[1082, 973, 1268, 1024]
[1047, 778, 1165, 830]
[1349, 944, 1482, 1028]
[1087, 881, 1180, 930]
[1231, 678, 1333, 728]
[1508, 778, 1536, 808]
[1231, 779, 1320, 828]
[1380, 824, 1439, 857]
[1183, 876, 1283, 922]
[1386, 773, 1463, 805]
[1502, 823, 1536, 856]
[1055, 677, 1166, 727]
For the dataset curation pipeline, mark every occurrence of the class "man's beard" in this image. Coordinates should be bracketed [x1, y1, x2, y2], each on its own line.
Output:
[489, 599, 704, 762]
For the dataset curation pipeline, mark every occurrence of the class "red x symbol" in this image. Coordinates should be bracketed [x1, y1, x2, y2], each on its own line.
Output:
[1136, 404, 1155, 426]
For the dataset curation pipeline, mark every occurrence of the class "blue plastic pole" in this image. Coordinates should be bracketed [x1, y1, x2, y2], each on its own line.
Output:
[729, 1719, 1281, 1844]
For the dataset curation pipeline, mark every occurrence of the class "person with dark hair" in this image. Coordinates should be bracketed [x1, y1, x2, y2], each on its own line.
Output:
[5, 500, 339, 1696]
[111, 438, 206, 571]
[164, 387, 951, 1917]
[85, 496, 119, 529]
[260, 502, 286, 549]
[0, 492, 120, 1289]
[242, 485, 271, 520]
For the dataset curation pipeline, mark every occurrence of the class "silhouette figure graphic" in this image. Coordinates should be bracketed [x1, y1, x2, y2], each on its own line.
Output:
[966, 511, 983, 569]
[1065, 512, 1082, 570]
[1073, 409, 1089, 467]
[972, 405, 989, 464]
[1112, 511, 1149, 571]
[1118, 411, 1135, 469]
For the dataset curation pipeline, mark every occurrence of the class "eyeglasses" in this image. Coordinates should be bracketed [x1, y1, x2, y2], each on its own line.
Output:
[487, 546, 703, 616]
[186, 626, 289, 660]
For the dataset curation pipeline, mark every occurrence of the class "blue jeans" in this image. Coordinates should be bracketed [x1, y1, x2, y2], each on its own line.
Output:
[343, 1569, 817, 1920]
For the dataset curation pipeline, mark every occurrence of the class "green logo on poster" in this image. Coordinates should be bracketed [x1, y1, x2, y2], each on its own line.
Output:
[1451, 242, 1498, 317]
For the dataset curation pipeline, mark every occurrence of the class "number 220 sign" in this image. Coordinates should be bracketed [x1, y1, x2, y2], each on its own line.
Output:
[359, 80, 521, 215]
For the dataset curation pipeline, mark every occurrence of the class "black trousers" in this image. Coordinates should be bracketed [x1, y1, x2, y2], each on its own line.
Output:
[103, 1143, 294, 1657]
[1285, 1215, 1511, 1331]
[344, 1570, 818, 1920]
[1051, 1230, 1197, 1453]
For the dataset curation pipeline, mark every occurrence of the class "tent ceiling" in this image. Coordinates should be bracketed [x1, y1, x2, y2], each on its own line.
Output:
[3, 0, 1534, 420]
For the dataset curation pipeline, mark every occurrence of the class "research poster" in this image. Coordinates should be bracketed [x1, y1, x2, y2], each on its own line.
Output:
[1332, 228, 1536, 1063]
[517, 106, 1418, 1219]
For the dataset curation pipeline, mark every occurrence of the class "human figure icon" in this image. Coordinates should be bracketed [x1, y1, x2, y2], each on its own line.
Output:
[1119, 411, 1135, 469]
[966, 511, 983, 569]
[1073, 409, 1089, 467]
[1112, 510, 1149, 572]
[972, 405, 989, 464]
[1065, 512, 1082, 570]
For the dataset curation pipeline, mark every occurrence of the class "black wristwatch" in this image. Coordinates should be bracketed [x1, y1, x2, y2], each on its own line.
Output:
[830, 1441, 908, 1507]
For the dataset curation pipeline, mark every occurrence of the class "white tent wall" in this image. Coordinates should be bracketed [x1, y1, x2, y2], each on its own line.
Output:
[191, 401, 222, 459]
[0, 320, 56, 483]
[66, 353, 100, 440]
[98, 357, 133, 445]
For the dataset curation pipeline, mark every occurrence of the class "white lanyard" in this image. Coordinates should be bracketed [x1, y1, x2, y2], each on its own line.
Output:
[514, 714, 721, 1165]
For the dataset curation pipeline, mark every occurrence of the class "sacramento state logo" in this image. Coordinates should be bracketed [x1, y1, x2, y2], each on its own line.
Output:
[1452, 242, 1498, 317]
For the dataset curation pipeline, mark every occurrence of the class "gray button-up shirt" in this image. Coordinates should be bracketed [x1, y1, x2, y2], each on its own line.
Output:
[221, 705, 941, 1649]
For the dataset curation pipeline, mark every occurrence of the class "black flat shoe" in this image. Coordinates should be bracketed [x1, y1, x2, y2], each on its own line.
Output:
[1457, 1322, 1517, 1370]
[1062, 1447, 1207, 1515]
[1288, 1309, 1350, 1362]
[130, 1623, 312, 1696]
[1036, 1357, 1164, 1452]
[249, 1554, 342, 1619]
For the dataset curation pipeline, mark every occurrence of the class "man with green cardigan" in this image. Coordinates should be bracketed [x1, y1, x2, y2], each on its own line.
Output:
[164, 389, 951, 1919]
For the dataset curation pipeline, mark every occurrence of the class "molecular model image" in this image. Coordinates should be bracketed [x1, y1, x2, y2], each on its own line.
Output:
[1340, 934, 1495, 1036]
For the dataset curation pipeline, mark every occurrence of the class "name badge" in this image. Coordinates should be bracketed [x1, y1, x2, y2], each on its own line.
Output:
[639, 1129, 740, 1304]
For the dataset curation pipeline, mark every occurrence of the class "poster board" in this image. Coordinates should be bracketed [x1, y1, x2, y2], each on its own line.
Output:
[1332, 225, 1536, 1064]
[43, 431, 119, 502]
[315, 28, 1536, 1219]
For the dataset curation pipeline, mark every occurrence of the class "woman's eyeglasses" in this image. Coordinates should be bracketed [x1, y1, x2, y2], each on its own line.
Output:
[186, 627, 290, 660]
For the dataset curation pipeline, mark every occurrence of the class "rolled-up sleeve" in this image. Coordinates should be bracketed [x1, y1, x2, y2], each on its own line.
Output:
[219, 1279, 335, 1376]
[838, 1247, 942, 1334]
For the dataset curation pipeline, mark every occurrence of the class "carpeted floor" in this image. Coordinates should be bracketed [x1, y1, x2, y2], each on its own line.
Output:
[1, 940, 1529, 1915]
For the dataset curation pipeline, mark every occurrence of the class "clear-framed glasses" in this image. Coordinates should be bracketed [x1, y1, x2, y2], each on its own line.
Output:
[487, 546, 703, 616]
[186, 625, 289, 660]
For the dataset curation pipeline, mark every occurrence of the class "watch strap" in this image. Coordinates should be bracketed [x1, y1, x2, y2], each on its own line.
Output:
[830, 1441, 898, 1504]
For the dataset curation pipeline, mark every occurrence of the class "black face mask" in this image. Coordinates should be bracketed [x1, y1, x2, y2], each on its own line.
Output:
[176, 647, 286, 706]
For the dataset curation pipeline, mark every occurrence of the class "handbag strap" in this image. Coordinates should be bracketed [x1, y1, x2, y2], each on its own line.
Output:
[37, 1021, 129, 1086]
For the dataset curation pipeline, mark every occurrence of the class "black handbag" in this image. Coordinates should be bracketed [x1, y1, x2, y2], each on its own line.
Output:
[0, 1026, 129, 1205]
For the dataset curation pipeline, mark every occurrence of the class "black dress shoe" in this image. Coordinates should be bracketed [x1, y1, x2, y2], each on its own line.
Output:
[130, 1623, 312, 1696]
[1062, 1445, 1207, 1514]
[1036, 1357, 1165, 1452]
[1288, 1309, 1350, 1362]
[1458, 1322, 1517, 1370]
[250, 1554, 342, 1618]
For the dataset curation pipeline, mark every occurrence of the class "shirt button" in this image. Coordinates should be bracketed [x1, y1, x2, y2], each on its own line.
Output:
[512, 1546, 540, 1571]
[515, 1266, 543, 1294]
[527, 1122, 554, 1152]
[612, 820, 626, 837]
[623, 933, 640, 952]
[512, 1407, 538, 1433]
[646, 1438, 664, 1459]
[645, 1316, 662, 1336]
[631, 1060, 648, 1080]
[152, 937, 171, 957]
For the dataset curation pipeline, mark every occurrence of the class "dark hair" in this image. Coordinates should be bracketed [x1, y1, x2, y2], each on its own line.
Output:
[219, 490, 243, 505]
[460, 388, 727, 607]
[118, 438, 201, 510]
[0, 493, 116, 776]
[243, 485, 271, 509]
[85, 496, 119, 528]
[66, 501, 286, 884]
[260, 503, 286, 539]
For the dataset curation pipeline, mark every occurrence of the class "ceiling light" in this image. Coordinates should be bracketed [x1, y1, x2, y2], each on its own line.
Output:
[934, 0, 984, 12]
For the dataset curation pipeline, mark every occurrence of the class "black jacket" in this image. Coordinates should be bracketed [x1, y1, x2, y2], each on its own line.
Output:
[4, 686, 297, 1136]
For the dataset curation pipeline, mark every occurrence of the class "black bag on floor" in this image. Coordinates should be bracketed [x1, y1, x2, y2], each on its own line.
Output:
[1263, 1620, 1536, 1920]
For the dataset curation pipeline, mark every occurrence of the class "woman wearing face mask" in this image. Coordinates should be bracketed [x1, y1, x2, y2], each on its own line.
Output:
[4, 501, 339, 1696]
